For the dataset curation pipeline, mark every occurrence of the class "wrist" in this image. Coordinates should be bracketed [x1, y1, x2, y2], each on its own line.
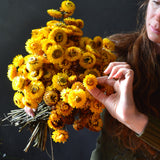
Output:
[125, 111, 148, 135]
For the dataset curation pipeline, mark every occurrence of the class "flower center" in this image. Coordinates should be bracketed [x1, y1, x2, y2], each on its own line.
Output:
[84, 56, 93, 64]
[75, 96, 81, 103]
[87, 79, 94, 86]
[55, 33, 63, 42]
[58, 77, 67, 86]
[52, 49, 62, 58]
[31, 85, 39, 94]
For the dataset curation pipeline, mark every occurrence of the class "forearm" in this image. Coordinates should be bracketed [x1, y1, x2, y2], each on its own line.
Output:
[124, 111, 148, 135]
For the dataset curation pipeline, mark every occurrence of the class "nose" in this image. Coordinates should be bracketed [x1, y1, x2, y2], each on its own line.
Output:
[155, 8, 160, 22]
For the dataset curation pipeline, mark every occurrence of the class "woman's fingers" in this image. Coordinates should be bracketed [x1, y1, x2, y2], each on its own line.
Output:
[112, 68, 134, 79]
[113, 68, 134, 94]
[89, 87, 108, 105]
[104, 62, 130, 76]
[24, 106, 35, 117]
[97, 76, 115, 86]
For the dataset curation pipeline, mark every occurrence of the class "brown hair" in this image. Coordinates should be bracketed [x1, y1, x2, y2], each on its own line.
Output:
[106, 0, 160, 158]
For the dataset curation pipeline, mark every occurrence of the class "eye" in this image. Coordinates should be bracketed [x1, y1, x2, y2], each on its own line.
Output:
[153, 0, 160, 5]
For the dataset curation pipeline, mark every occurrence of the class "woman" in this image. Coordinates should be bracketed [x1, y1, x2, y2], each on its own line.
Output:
[89, 0, 160, 159]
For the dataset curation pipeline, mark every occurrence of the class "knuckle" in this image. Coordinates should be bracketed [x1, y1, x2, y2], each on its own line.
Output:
[109, 62, 115, 67]
[128, 69, 134, 75]
[125, 64, 131, 68]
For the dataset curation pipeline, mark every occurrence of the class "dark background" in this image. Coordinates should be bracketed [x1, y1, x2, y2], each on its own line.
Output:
[0, 0, 140, 159]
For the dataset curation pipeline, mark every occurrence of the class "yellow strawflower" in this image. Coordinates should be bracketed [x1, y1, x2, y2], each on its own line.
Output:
[90, 100, 105, 113]
[47, 9, 63, 19]
[68, 89, 86, 109]
[48, 27, 67, 46]
[103, 38, 115, 51]
[60, 0, 75, 13]
[46, 45, 64, 64]
[65, 46, 82, 62]
[49, 110, 62, 121]
[28, 69, 43, 81]
[60, 88, 71, 103]
[76, 19, 84, 29]
[56, 101, 73, 116]
[47, 119, 64, 130]
[12, 76, 25, 91]
[24, 80, 45, 99]
[43, 90, 59, 106]
[25, 38, 43, 55]
[41, 39, 56, 53]
[25, 55, 43, 72]
[83, 74, 97, 90]
[12, 55, 24, 67]
[79, 52, 96, 69]
[93, 36, 103, 49]
[52, 73, 68, 91]
[7, 64, 17, 81]
[52, 130, 69, 143]
[18, 64, 28, 78]
[13, 92, 25, 108]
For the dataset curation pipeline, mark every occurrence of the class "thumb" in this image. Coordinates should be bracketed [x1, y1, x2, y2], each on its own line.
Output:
[24, 106, 35, 117]
[88, 87, 108, 105]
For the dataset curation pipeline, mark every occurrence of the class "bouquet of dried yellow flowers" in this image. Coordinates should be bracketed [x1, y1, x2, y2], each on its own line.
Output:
[4, 0, 116, 157]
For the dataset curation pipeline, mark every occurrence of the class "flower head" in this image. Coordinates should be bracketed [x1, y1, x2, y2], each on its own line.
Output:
[52, 73, 68, 91]
[52, 130, 69, 143]
[25, 38, 43, 55]
[28, 69, 43, 81]
[12, 76, 25, 91]
[47, 119, 64, 130]
[60, 0, 75, 13]
[79, 52, 96, 69]
[24, 80, 45, 99]
[83, 74, 97, 90]
[41, 39, 56, 53]
[46, 45, 64, 64]
[18, 64, 28, 78]
[68, 89, 86, 108]
[65, 46, 82, 62]
[103, 38, 115, 51]
[60, 88, 71, 103]
[56, 100, 73, 116]
[43, 90, 59, 106]
[89, 100, 105, 113]
[7, 64, 17, 81]
[88, 114, 103, 132]
[13, 92, 25, 108]
[47, 9, 63, 19]
[93, 36, 103, 49]
[25, 55, 43, 71]
[48, 27, 67, 46]
[12, 55, 24, 67]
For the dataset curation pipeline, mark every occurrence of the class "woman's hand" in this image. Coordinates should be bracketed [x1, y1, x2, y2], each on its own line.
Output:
[88, 62, 148, 134]
[24, 106, 35, 117]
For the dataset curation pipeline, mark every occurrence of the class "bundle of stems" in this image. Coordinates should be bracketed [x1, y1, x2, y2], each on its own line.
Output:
[2, 101, 52, 152]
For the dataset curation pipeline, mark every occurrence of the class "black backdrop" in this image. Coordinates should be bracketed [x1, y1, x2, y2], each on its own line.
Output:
[0, 0, 139, 159]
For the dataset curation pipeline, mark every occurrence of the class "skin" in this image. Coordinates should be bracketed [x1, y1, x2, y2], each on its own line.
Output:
[146, 0, 160, 44]
[25, 0, 160, 135]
